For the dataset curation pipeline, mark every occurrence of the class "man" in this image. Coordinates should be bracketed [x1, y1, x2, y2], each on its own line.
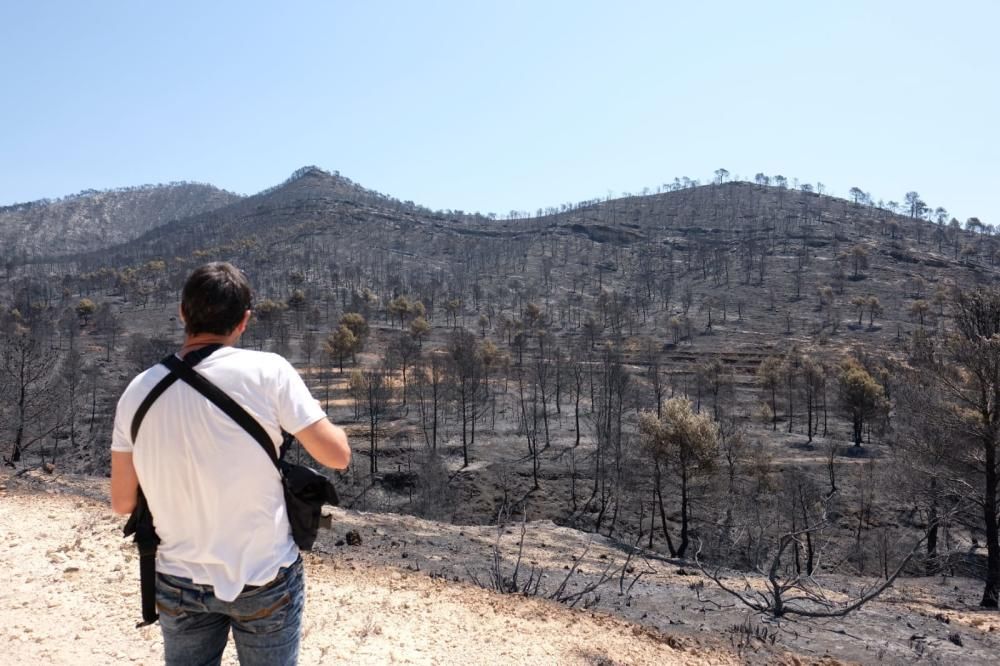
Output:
[110, 262, 350, 665]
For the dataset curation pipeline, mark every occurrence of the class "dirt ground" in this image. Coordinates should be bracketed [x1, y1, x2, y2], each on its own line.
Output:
[0, 471, 733, 665]
[3, 470, 998, 665]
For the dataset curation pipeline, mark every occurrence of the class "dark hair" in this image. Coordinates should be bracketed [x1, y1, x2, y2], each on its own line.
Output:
[180, 262, 253, 336]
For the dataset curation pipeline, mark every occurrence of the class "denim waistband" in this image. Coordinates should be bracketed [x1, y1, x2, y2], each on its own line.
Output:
[157, 554, 302, 594]
[242, 554, 302, 592]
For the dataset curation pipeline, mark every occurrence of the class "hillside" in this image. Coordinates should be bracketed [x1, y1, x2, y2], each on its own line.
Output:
[66, 169, 1000, 381]
[0, 182, 242, 259]
[5, 470, 999, 664]
[7, 167, 1000, 515]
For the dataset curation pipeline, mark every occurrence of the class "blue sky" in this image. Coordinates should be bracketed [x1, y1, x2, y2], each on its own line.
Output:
[1, 1, 997, 223]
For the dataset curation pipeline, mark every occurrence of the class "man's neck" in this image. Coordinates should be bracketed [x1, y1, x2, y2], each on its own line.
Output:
[180, 333, 236, 357]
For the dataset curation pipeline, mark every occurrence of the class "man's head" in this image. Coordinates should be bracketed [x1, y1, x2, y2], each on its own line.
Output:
[180, 262, 253, 336]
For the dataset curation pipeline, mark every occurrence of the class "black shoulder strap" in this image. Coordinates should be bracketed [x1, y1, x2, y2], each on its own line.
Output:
[131, 375, 176, 443]
[161, 354, 280, 468]
[130, 344, 222, 443]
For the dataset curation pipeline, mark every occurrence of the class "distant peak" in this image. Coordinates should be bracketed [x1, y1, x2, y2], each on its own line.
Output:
[288, 165, 333, 181]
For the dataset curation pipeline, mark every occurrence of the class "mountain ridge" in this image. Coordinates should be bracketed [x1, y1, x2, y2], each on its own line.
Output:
[0, 181, 243, 259]
[7, 165, 974, 267]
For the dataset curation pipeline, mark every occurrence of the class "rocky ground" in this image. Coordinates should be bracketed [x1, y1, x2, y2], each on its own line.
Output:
[2, 469, 998, 665]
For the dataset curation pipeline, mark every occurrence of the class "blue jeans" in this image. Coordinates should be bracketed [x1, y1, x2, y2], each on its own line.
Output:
[155, 556, 305, 666]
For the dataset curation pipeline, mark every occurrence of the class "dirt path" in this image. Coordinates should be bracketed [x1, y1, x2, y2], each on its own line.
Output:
[6, 470, 997, 665]
[0, 476, 732, 665]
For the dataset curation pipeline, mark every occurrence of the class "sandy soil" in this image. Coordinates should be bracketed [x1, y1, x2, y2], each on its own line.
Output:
[3, 469, 998, 665]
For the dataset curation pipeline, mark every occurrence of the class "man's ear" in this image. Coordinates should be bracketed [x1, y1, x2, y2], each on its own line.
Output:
[178, 304, 186, 325]
[235, 309, 252, 335]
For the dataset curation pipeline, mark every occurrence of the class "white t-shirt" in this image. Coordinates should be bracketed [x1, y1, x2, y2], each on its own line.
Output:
[112, 346, 326, 602]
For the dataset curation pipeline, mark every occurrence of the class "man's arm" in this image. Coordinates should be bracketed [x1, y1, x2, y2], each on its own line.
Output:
[294, 418, 350, 470]
[110, 451, 139, 514]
